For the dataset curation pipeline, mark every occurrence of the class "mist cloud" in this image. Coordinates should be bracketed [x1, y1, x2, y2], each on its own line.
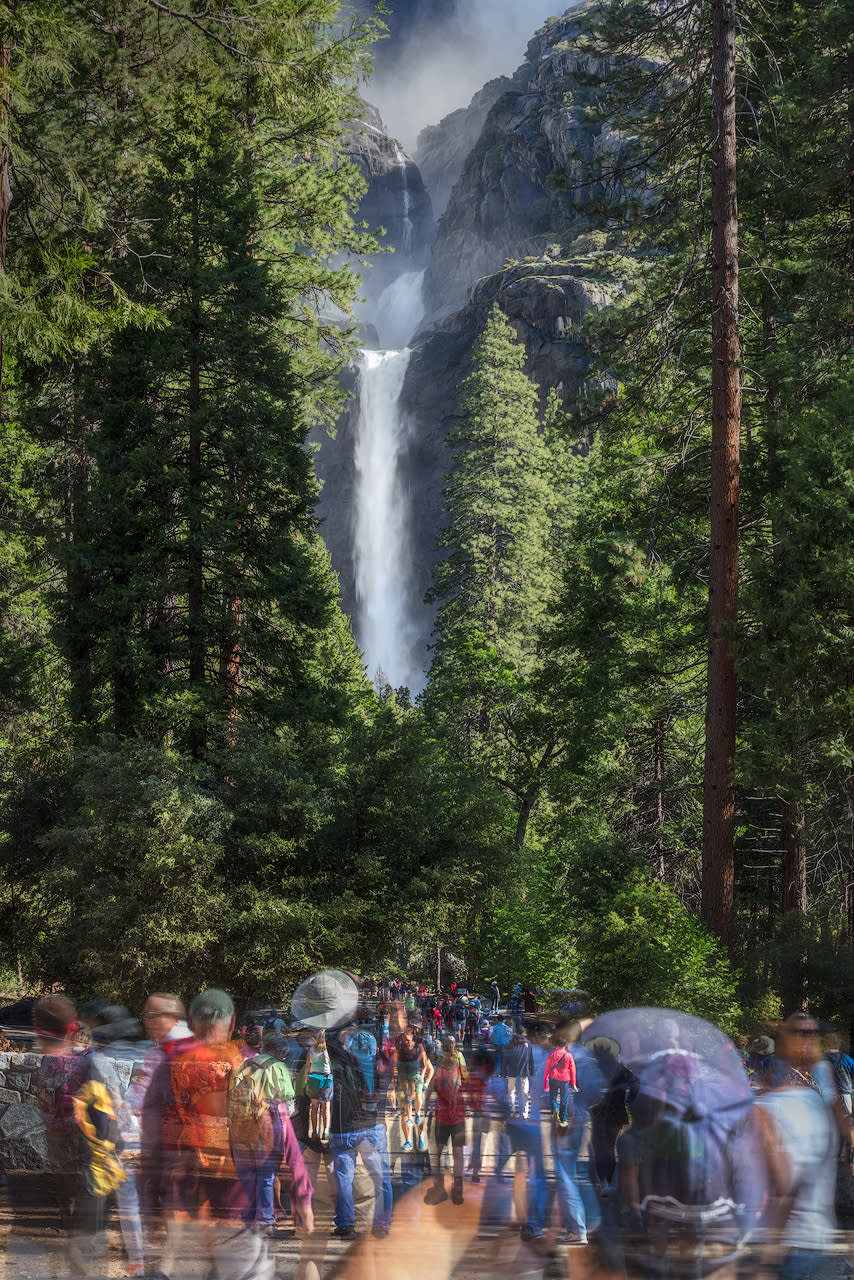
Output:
[365, 0, 572, 152]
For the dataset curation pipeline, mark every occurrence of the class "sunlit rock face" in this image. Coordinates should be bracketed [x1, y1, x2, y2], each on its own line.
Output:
[414, 78, 510, 220]
[423, 11, 625, 317]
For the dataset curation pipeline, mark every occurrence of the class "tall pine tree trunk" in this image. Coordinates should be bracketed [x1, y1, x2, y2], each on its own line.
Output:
[187, 185, 204, 720]
[702, 0, 740, 950]
[66, 364, 93, 729]
[780, 797, 806, 914]
[0, 35, 9, 406]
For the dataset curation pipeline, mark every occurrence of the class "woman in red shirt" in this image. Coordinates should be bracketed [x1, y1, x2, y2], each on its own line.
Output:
[423, 1036, 468, 1205]
[543, 1032, 577, 1128]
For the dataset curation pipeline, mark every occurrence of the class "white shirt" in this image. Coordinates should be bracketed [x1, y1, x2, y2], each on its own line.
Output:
[757, 1086, 836, 1251]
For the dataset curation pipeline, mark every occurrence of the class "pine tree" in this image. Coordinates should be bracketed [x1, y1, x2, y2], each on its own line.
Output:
[425, 304, 559, 849]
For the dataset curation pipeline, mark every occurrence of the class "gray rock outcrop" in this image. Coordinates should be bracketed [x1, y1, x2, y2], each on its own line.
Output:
[415, 77, 511, 219]
[0, 1102, 49, 1171]
[345, 103, 434, 303]
[423, 10, 626, 317]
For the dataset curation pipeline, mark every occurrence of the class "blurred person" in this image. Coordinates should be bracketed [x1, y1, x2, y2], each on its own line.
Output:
[424, 1036, 468, 1205]
[451, 995, 467, 1040]
[464, 1002, 480, 1050]
[466, 1045, 495, 1183]
[489, 979, 500, 1014]
[757, 1012, 842, 1280]
[90, 1004, 149, 1276]
[327, 1027, 394, 1240]
[134, 993, 193, 1271]
[491, 1016, 512, 1072]
[543, 1025, 577, 1127]
[588, 1036, 637, 1192]
[747, 1034, 776, 1089]
[823, 1030, 854, 1116]
[508, 985, 524, 1033]
[228, 1030, 313, 1238]
[393, 1022, 433, 1152]
[592, 1008, 768, 1278]
[141, 992, 193, 1052]
[478, 1020, 553, 1248]
[144, 988, 274, 1280]
[305, 1028, 333, 1144]
[549, 1025, 604, 1246]
[79, 998, 109, 1035]
[766, 1012, 851, 1138]
[34, 994, 122, 1277]
[500, 1027, 533, 1119]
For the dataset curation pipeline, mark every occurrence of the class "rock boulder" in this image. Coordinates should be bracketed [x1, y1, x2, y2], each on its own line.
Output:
[0, 1102, 49, 1173]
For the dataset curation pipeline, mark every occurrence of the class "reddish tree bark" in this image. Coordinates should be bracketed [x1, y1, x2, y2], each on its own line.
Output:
[0, 36, 10, 403]
[702, 0, 740, 950]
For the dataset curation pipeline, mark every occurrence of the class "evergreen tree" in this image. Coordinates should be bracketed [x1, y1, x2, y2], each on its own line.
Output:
[424, 304, 559, 849]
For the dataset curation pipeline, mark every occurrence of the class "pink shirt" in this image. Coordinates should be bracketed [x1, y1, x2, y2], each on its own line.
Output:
[543, 1046, 577, 1090]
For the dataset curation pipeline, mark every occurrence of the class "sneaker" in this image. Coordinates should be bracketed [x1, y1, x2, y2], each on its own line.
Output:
[331, 1225, 357, 1240]
[558, 1231, 588, 1246]
[424, 1183, 449, 1205]
[418, 1134, 427, 1151]
[520, 1226, 542, 1243]
[371, 1226, 390, 1239]
[401, 1140, 413, 1151]
[414, 1111, 422, 1123]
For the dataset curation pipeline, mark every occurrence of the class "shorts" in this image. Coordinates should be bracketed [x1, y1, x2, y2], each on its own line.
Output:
[306, 1074, 333, 1101]
[396, 1072, 424, 1103]
[435, 1121, 466, 1149]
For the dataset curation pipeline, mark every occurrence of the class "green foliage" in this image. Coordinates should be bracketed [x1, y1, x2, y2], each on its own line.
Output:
[575, 868, 741, 1032]
[33, 741, 230, 1005]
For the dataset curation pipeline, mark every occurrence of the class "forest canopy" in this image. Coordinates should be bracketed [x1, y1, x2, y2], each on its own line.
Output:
[0, 0, 851, 1033]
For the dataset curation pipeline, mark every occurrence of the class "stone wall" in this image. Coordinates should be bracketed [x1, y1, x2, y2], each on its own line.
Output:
[0, 1052, 49, 1171]
[0, 1050, 145, 1174]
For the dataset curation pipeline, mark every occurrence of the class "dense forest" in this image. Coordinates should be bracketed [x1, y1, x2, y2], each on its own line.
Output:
[0, 0, 851, 1034]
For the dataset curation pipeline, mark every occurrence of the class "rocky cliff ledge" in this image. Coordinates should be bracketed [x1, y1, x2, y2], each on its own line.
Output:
[415, 77, 511, 219]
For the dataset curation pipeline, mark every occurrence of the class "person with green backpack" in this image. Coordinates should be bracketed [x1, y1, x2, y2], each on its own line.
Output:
[227, 1033, 314, 1237]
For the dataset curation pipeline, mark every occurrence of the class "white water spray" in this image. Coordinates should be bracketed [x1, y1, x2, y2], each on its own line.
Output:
[353, 268, 426, 693]
[395, 145, 414, 255]
[374, 269, 426, 351]
[354, 349, 419, 692]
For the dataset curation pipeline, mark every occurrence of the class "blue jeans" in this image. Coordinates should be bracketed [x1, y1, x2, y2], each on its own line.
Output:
[551, 1121, 599, 1238]
[329, 1125, 393, 1232]
[549, 1079, 572, 1124]
[479, 1117, 548, 1237]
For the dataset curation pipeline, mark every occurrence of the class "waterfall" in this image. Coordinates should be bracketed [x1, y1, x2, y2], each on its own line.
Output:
[374, 269, 426, 351]
[353, 349, 419, 693]
[353, 269, 426, 694]
[395, 145, 414, 255]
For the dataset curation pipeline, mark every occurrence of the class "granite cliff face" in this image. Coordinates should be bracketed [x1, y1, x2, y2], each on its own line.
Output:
[414, 78, 510, 219]
[345, 103, 434, 303]
[423, 11, 622, 317]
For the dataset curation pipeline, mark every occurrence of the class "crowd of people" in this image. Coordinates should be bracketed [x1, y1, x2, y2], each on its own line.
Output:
[5, 974, 854, 1280]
